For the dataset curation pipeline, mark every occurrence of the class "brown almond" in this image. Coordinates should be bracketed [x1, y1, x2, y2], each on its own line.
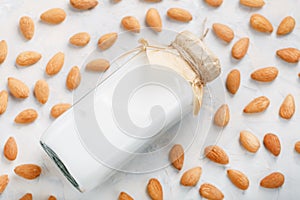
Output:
[276, 48, 300, 63]
[243, 96, 270, 113]
[147, 178, 163, 200]
[48, 195, 57, 200]
[118, 192, 134, 200]
[214, 104, 230, 127]
[146, 8, 162, 32]
[0, 40, 8, 64]
[16, 51, 41, 67]
[239, 130, 260, 153]
[8, 77, 30, 99]
[226, 69, 240, 94]
[212, 23, 234, 43]
[263, 133, 281, 156]
[251, 67, 278, 82]
[69, 32, 91, 47]
[14, 164, 42, 180]
[277, 16, 296, 35]
[46, 52, 65, 75]
[250, 14, 273, 33]
[98, 32, 118, 50]
[121, 16, 141, 33]
[40, 8, 66, 24]
[205, 0, 223, 7]
[0, 90, 8, 114]
[260, 172, 284, 188]
[199, 183, 224, 200]
[169, 144, 184, 170]
[240, 0, 265, 8]
[86, 58, 110, 72]
[279, 94, 295, 119]
[167, 8, 192, 22]
[15, 109, 38, 124]
[0, 175, 9, 193]
[231, 37, 249, 60]
[70, 0, 98, 10]
[180, 167, 202, 187]
[34, 79, 49, 104]
[227, 169, 249, 190]
[204, 145, 229, 165]
[51, 103, 71, 118]
[4, 137, 18, 161]
[19, 193, 33, 200]
[66, 66, 81, 90]
[294, 141, 300, 153]
[19, 16, 35, 40]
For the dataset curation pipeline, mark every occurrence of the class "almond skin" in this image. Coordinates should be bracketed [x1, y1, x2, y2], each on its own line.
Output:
[243, 96, 270, 113]
[0, 175, 9, 193]
[279, 94, 295, 119]
[180, 167, 202, 187]
[69, 32, 91, 47]
[263, 133, 281, 156]
[66, 66, 81, 90]
[70, 0, 98, 10]
[260, 172, 284, 188]
[294, 141, 300, 153]
[205, 0, 223, 7]
[14, 164, 42, 180]
[98, 32, 118, 50]
[212, 23, 234, 43]
[231, 37, 249, 60]
[118, 192, 134, 200]
[51, 103, 71, 118]
[0, 90, 8, 114]
[0, 40, 8, 64]
[34, 79, 49, 104]
[147, 178, 163, 200]
[250, 14, 273, 33]
[214, 104, 230, 127]
[46, 52, 65, 75]
[226, 69, 240, 94]
[277, 16, 296, 35]
[227, 169, 249, 190]
[4, 137, 18, 161]
[167, 8, 193, 22]
[146, 8, 162, 32]
[169, 144, 184, 170]
[19, 193, 33, 200]
[48, 195, 57, 200]
[121, 16, 141, 33]
[251, 67, 278, 82]
[86, 58, 110, 72]
[8, 77, 30, 99]
[199, 183, 224, 200]
[19, 16, 35, 40]
[15, 109, 38, 124]
[240, 0, 265, 8]
[239, 130, 260, 153]
[16, 51, 41, 67]
[204, 145, 229, 165]
[40, 8, 66, 24]
[276, 48, 300, 63]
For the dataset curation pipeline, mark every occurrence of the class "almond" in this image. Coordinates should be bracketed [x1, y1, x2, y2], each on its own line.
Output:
[167, 8, 192, 22]
[214, 104, 230, 127]
[15, 109, 38, 124]
[169, 144, 184, 170]
[118, 192, 134, 200]
[14, 164, 42, 180]
[260, 172, 284, 188]
[294, 141, 300, 154]
[51, 103, 71, 118]
[0, 40, 8, 64]
[250, 14, 273, 33]
[0, 175, 9, 193]
[146, 8, 162, 32]
[46, 52, 65, 75]
[250, 67, 278, 82]
[40, 8, 66, 24]
[147, 178, 163, 200]
[70, 0, 98, 10]
[121, 16, 141, 33]
[98, 32, 118, 50]
[180, 167, 202, 187]
[8, 77, 30, 99]
[239, 130, 260, 153]
[199, 183, 224, 200]
[205, 0, 223, 7]
[277, 16, 296, 35]
[212, 23, 234, 43]
[48, 195, 57, 200]
[144, 0, 161, 2]
[243, 96, 270, 113]
[279, 94, 295, 119]
[4, 137, 18, 161]
[204, 145, 229, 165]
[240, 0, 265, 8]
[66, 66, 81, 90]
[86, 58, 110, 72]
[276, 48, 300, 63]
[19, 16, 35, 40]
[34, 79, 49, 104]
[263, 133, 281, 156]
[20, 193, 33, 200]
[231, 37, 249, 60]
[69, 32, 91, 47]
[227, 169, 249, 190]
[226, 69, 240, 94]
[0, 90, 8, 114]
[16, 51, 41, 67]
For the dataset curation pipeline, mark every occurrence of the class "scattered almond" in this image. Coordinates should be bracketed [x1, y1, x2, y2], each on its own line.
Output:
[277, 16, 296, 35]
[240, 0, 265, 8]
[19, 16, 35, 40]
[15, 109, 38, 124]
[263, 133, 281, 156]
[212, 23, 234, 43]
[180, 167, 202, 187]
[0, 90, 8, 115]
[48, 195, 57, 200]
[279, 94, 295, 119]
[121, 16, 141, 33]
[86, 58, 110, 72]
[51, 103, 71, 118]
[231, 37, 249, 60]
[147, 178, 163, 200]
[204, 145, 229, 165]
[226, 69, 240, 94]
[66, 66, 81, 90]
[98, 32, 118, 50]
[214, 104, 230, 127]
[167, 8, 192, 22]
[169, 144, 184, 170]
[199, 183, 224, 200]
[70, 0, 98, 10]
[205, 0, 223, 7]
[4, 137, 18, 161]
[0, 175, 9, 193]
[260, 172, 284, 188]
[16, 51, 41, 67]
[40, 8, 66, 24]
[34, 79, 49, 104]
[118, 192, 134, 200]
[69, 32, 91, 47]
[14, 164, 41, 180]
[251, 67, 278, 82]
[146, 8, 162, 32]
[276, 48, 300, 63]
[243, 96, 270, 113]
[294, 141, 300, 154]
[239, 130, 260, 153]
[8, 77, 30, 99]
[250, 14, 273, 33]
[46, 52, 65, 75]
[19, 193, 33, 200]
[0, 40, 8, 64]
[227, 169, 249, 190]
